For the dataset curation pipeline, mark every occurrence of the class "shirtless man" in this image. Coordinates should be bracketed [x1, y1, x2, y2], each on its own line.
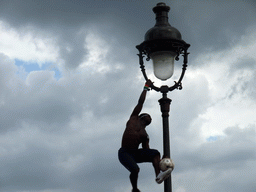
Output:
[118, 80, 172, 192]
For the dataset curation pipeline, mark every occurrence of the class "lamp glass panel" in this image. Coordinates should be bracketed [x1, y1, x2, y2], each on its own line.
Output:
[150, 51, 176, 81]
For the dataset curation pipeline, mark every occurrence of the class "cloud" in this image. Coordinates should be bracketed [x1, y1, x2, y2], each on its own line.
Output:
[188, 27, 256, 138]
[0, 21, 58, 64]
[0, 1, 256, 192]
[171, 0, 256, 57]
[173, 125, 256, 192]
[0, 54, 82, 133]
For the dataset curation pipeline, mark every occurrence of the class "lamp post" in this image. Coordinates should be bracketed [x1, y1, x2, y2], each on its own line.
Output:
[136, 2, 190, 192]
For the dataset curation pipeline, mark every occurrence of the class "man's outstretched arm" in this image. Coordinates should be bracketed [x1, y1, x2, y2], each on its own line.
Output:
[130, 80, 152, 117]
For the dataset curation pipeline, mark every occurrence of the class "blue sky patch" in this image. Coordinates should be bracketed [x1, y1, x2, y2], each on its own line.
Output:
[15, 59, 62, 80]
[206, 136, 219, 142]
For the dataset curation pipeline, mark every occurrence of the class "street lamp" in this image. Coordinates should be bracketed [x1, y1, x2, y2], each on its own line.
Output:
[136, 2, 190, 192]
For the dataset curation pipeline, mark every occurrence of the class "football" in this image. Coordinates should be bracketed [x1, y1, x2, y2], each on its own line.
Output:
[159, 158, 174, 171]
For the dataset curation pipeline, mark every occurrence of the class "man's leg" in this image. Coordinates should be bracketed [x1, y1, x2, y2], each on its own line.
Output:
[152, 153, 161, 177]
[118, 148, 141, 191]
[134, 148, 173, 184]
[130, 168, 140, 192]
[135, 149, 161, 177]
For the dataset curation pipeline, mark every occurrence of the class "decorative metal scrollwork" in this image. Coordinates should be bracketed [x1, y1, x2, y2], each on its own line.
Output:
[137, 46, 189, 93]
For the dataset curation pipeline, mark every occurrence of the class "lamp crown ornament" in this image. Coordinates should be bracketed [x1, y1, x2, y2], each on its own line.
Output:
[145, 2, 182, 42]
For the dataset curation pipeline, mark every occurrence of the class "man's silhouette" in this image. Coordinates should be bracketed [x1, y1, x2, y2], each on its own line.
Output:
[118, 80, 172, 192]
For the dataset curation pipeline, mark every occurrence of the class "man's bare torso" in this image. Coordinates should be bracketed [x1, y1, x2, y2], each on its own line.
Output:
[121, 116, 148, 149]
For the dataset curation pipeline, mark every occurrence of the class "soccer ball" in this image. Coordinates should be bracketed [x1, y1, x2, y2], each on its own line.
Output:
[159, 158, 174, 171]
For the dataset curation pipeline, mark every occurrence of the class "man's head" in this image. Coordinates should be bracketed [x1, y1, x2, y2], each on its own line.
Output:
[139, 113, 152, 126]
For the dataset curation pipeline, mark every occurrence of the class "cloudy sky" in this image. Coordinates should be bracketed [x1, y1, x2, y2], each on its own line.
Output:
[0, 0, 256, 192]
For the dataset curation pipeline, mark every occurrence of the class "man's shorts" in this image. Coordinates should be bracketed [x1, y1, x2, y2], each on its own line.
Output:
[118, 147, 160, 173]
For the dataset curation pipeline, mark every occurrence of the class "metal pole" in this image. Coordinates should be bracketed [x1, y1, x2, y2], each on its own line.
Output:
[158, 86, 172, 192]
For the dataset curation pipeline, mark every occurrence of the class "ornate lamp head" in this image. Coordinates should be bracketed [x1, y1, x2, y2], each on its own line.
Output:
[136, 2, 190, 84]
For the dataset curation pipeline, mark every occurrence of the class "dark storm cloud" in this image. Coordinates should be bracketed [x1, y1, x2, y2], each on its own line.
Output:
[0, 0, 156, 68]
[1, 0, 255, 49]
[58, 28, 88, 68]
[0, 0, 153, 30]
[170, 0, 256, 63]
[1, 0, 254, 68]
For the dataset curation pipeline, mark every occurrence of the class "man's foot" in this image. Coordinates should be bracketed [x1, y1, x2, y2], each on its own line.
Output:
[155, 168, 173, 184]
[132, 189, 141, 192]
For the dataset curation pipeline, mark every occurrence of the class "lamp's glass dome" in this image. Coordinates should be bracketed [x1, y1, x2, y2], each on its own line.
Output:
[150, 51, 176, 81]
